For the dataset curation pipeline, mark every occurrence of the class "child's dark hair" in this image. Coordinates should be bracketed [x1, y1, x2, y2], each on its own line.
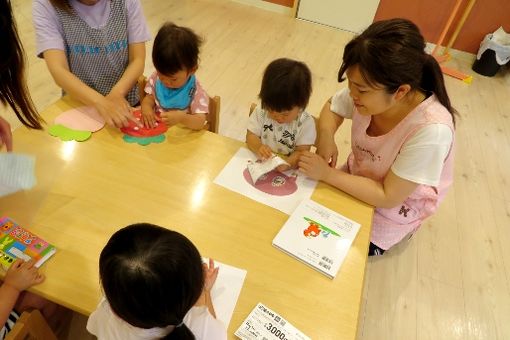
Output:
[99, 223, 204, 340]
[259, 58, 312, 112]
[338, 18, 456, 125]
[153, 22, 203, 76]
[0, 0, 43, 129]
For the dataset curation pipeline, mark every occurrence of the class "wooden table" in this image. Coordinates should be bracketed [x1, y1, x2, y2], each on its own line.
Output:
[1, 97, 373, 339]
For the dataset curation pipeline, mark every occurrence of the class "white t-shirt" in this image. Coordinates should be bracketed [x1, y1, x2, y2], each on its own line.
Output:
[330, 88, 453, 186]
[86, 298, 227, 340]
[247, 105, 316, 156]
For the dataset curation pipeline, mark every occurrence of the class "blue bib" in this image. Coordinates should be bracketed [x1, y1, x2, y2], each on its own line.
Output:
[155, 75, 196, 110]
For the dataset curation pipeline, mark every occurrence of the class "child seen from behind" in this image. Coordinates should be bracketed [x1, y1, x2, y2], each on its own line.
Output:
[86, 223, 226, 340]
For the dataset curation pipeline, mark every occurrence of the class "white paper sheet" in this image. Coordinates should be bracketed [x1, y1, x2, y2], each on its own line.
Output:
[0, 153, 36, 197]
[214, 147, 317, 215]
[204, 258, 247, 327]
[247, 156, 288, 183]
[235, 302, 310, 340]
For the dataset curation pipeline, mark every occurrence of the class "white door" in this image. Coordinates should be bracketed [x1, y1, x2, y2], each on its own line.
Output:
[297, 0, 380, 34]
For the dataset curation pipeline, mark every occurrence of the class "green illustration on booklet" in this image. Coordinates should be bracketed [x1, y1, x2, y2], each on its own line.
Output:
[303, 217, 340, 238]
[0, 217, 57, 270]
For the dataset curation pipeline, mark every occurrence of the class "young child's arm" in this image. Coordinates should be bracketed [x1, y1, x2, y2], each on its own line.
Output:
[140, 94, 157, 128]
[160, 81, 209, 130]
[246, 130, 273, 160]
[246, 106, 273, 160]
[195, 258, 219, 318]
[160, 110, 206, 130]
[0, 259, 45, 326]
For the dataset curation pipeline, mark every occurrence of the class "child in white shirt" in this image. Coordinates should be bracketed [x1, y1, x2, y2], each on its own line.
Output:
[246, 58, 316, 171]
[87, 223, 227, 340]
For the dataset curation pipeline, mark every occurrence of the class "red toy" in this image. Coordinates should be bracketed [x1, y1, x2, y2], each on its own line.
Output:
[120, 110, 168, 137]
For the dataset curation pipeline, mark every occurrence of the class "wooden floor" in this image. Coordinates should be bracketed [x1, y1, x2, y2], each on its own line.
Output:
[8, 0, 510, 339]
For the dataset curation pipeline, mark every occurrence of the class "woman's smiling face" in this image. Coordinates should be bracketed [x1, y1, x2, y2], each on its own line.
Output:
[346, 64, 394, 116]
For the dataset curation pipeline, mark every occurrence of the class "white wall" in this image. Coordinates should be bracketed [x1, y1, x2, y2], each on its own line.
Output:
[297, 0, 380, 33]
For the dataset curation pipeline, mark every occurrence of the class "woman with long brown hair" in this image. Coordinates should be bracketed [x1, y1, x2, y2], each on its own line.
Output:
[299, 18, 456, 256]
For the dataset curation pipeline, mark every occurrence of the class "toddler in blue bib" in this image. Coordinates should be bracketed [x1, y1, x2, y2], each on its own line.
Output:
[141, 22, 210, 130]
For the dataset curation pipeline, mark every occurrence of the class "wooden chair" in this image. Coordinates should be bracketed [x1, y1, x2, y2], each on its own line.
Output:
[249, 102, 257, 116]
[137, 75, 221, 133]
[204, 95, 221, 134]
[6, 310, 57, 340]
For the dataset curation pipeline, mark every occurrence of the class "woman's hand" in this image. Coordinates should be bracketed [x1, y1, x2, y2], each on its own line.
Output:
[298, 151, 333, 181]
[316, 135, 339, 168]
[0, 116, 13, 152]
[94, 94, 135, 128]
[4, 259, 45, 292]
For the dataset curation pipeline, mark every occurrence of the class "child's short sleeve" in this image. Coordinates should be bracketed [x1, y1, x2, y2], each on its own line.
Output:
[247, 106, 264, 136]
[144, 71, 158, 96]
[330, 88, 354, 119]
[295, 112, 317, 146]
[189, 80, 209, 114]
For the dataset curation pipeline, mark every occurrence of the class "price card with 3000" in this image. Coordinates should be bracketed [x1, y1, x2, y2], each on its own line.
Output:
[235, 303, 310, 340]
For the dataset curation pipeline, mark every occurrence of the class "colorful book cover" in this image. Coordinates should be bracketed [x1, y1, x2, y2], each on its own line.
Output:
[0, 217, 57, 270]
[272, 199, 361, 279]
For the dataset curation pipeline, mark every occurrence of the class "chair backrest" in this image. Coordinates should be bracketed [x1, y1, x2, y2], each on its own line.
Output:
[6, 310, 57, 340]
[137, 75, 221, 134]
[249, 103, 257, 116]
[205, 96, 221, 134]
